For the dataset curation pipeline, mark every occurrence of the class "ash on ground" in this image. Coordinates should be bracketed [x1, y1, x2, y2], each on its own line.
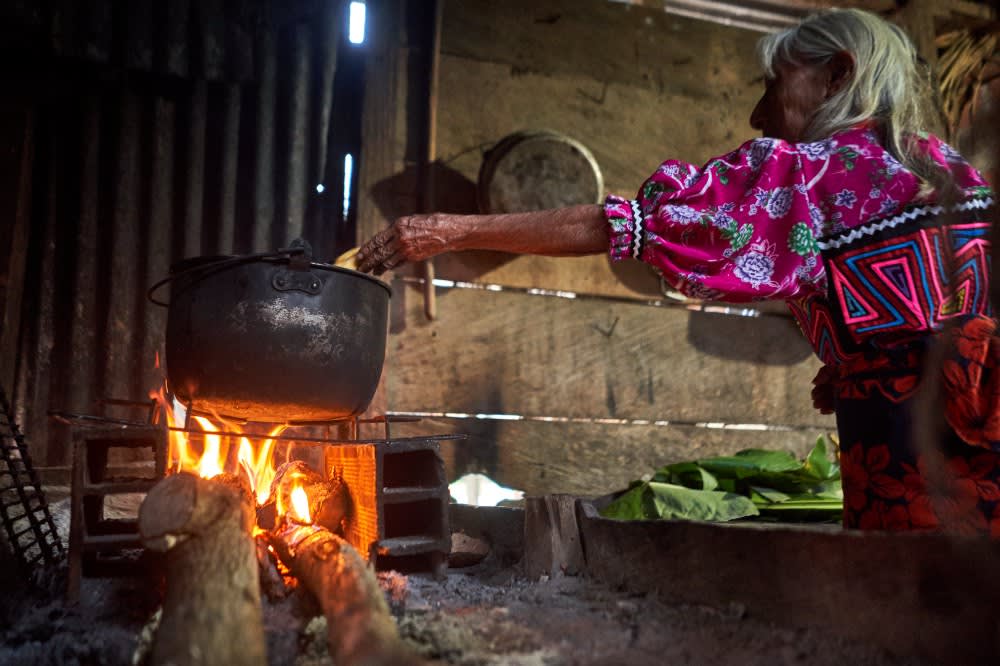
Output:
[2, 499, 932, 666]
[385, 559, 931, 666]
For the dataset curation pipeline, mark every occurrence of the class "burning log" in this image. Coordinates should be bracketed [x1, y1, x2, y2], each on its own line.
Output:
[270, 523, 421, 666]
[138, 472, 266, 666]
[270, 460, 351, 534]
[268, 462, 419, 664]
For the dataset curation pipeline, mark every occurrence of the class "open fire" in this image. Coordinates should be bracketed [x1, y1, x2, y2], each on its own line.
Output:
[135, 384, 420, 665]
[61, 368, 452, 664]
[152, 386, 290, 507]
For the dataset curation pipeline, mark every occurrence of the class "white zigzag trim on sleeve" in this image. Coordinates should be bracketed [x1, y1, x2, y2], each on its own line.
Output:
[630, 199, 644, 260]
[817, 197, 993, 251]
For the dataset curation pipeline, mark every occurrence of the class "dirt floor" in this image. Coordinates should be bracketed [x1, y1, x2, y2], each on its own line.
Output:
[390, 563, 935, 666]
[0, 558, 934, 666]
[0, 496, 937, 666]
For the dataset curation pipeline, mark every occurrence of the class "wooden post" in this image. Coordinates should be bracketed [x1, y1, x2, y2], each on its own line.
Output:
[524, 494, 585, 579]
[893, 0, 947, 134]
[356, 0, 408, 426]
[894, 0, 939, 69]
[0, 102, 33, 396]
[418, 0, 445, 321]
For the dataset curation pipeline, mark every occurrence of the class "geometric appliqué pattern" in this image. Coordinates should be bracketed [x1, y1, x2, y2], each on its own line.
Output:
[821, 211, 991, 348]
[790, 196, 994, 366]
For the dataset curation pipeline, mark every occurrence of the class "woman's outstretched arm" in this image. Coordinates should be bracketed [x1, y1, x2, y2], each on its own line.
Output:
[355, 204, 608, 275]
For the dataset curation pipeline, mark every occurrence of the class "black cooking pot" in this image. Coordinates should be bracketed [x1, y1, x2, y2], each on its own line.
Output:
[149, 241, 391, 423]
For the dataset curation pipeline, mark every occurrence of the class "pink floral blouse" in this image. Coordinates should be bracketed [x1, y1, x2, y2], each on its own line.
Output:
[604, 126, 990, 304]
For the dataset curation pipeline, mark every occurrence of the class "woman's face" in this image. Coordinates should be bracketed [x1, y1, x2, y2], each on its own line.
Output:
[750, 60, 832, 142]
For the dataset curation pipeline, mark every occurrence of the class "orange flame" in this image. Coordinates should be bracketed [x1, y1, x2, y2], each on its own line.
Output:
[192, 416, 223, 478]
[238, 426, 286, 505]
[275, 470, 307, 520]
[290, 485, 311, 524]
[152, 385, 288, 505]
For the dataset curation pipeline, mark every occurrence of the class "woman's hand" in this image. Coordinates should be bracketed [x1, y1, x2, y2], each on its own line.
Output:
[355, 213, 458, 275]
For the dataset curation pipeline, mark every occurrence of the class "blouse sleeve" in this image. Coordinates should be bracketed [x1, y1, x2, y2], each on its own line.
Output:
[605, 138, 827, 302]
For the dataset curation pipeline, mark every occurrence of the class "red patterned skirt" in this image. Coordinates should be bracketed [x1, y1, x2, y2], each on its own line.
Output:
[828, 316, 1000, 535]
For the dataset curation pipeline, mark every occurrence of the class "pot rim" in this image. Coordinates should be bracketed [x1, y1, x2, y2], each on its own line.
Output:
[169, 254, 392, 297]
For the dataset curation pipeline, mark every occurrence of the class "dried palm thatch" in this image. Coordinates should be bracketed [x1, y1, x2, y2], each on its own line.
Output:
[936, 27, 999, 140]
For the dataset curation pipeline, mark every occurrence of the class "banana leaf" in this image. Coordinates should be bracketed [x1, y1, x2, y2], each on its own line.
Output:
[601, 482, 759, 522]
[599, 436, 843, 523]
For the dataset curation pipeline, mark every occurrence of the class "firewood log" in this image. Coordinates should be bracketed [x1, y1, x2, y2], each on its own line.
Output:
[271, 523, 421, 665]
[270, 460, 351, 534]
[138, 472, 266, 666]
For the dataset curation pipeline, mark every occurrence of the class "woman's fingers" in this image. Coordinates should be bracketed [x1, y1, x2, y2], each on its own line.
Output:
[355, 213, 444, 274]
[373, 249, 407, 276]
[357, 237, 410, 276]
[356, 228, 399, 273]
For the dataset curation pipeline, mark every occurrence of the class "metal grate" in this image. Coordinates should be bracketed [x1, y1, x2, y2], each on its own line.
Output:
[0, 388, 65, 570]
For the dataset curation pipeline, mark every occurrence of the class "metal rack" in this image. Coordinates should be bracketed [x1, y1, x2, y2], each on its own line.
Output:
[0, 387, 65, 572]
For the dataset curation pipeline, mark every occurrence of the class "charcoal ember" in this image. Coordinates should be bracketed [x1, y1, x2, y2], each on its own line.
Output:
[257, 501, 278, 531]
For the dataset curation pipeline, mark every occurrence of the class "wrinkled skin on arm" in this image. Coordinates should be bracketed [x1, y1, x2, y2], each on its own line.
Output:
[355, 204, 609, 275]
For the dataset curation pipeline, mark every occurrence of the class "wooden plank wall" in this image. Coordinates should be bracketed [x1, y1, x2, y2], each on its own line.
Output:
[360, 0, 836, 497]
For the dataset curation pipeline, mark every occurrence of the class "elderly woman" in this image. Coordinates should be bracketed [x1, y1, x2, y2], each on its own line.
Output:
[357, 9, 998, 535]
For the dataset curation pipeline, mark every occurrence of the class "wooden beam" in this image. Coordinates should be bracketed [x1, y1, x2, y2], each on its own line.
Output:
[357, 0, 409, 425]
[618, 0, 996, 32]
[0, 103, 33, 395]
[934, 0, 995, 20]
[620, 0, 900, 32]
[893, 0, 941, 68]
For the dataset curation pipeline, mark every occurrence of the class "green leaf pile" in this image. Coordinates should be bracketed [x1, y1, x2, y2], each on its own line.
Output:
[600, 437, 842, 523]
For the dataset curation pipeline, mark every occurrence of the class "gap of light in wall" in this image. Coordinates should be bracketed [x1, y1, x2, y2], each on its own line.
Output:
[400, 275, 771, 318]
[315, 183, 325, 193]
[348, 2, 366, 44]
[342, 153, 353, 222]
[449, 473, 523, 507]
[388, 410, 822, 432]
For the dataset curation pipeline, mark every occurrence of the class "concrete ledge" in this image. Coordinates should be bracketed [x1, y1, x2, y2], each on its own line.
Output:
[577, 499, 1000, 664]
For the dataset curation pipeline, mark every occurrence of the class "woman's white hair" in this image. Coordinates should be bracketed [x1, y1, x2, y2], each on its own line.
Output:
[758, 8, 946, 189]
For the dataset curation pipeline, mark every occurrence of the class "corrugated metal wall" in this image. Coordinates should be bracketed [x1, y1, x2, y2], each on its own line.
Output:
[8, 0, 350, 467]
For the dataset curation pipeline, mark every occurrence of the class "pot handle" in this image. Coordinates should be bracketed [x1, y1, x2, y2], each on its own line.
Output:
[147, 246, 309, 307]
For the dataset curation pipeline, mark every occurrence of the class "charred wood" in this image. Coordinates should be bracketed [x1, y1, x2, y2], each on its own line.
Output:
[255, 532, 290, 601]
[272, 523, 421, 666]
